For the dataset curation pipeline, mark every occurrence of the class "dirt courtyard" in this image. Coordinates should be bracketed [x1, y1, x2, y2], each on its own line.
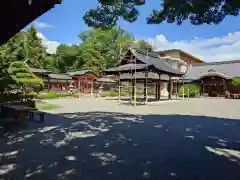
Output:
[0, 98, 239, 179]
[47, 97, 240, 119]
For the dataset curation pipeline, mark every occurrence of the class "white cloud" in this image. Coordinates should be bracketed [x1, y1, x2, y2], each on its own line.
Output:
[35, 22, 54, 29]
[37, 32, 60, 54]
[148, 32, 240, 62]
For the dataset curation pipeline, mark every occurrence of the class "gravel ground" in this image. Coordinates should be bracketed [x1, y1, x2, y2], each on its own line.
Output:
[47, 97, 240, 119]
[0, 98, 239, 180]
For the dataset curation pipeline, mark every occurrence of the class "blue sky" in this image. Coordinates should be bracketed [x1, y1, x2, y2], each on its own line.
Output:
[34, 0, 240, 62]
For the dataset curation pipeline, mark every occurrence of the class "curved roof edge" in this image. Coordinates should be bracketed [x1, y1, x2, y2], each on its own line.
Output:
[197, 72, 232, 80]
[67, 70, 99, 77]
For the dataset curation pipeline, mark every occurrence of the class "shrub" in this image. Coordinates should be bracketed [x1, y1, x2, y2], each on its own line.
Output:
[100, 91, 118, 97]
[232, 77, 240, 86]
[36, 92, 68, 99]
[68, 93, 80, 98]
[178, 84, 200, 98]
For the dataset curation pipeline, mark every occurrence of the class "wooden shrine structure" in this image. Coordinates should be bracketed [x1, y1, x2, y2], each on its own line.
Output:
[104, 48, 184, 105]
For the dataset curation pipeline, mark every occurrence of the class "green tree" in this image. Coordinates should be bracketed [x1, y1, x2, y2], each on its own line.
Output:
[26, 25, 47, 68]
[0, 31, 27, 82]
[43, 53, 59, 72]
[7, 61, 44, 90]
[84, 0, 240, 28]
[232, 77, 240, 86]
[78, 27, 134, 70]
[55, 44, 80, 73]
[136, 40, 153, 51]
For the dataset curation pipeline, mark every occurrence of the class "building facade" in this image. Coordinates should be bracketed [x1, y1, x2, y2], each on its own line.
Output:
[68, 70, 99, 94]
[184, 60, 240, 97]
[157, 49, 204, 96]
[31, 68, 100, 94]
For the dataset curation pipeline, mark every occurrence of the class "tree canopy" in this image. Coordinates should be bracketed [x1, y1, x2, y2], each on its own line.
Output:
[83, 0, 240, 28]
[51, 27, 137, 73]
[0, 25, 153, 92]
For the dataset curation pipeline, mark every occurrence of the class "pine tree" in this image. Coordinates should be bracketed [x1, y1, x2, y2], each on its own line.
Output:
[26, 25, 47, 68]
[7, 61, 44, 89]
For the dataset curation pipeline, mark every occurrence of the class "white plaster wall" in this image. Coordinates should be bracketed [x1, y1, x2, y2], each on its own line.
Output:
[180, 65, 188, 73]
[170, 61, 179, 69]
[160, 82, 169, 96]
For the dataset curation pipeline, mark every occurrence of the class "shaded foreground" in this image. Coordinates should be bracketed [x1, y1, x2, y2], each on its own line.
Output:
[0, 112, 239, 179]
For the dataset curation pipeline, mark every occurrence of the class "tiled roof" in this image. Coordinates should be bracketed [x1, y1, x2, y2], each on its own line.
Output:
[184, 60, 240, 80]
[104, 49, 183, 76]
[67, 70, 99, 77]
[97, 77, 116, 83]
[120, 72, 170, 81]
[48, 73, 72, 80]
[30, 68, 52, 74]
[133, 49, 183, 75]
[104, 64, 150, 73]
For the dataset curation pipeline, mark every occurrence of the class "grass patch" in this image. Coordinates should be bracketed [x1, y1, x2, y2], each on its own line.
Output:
[36, 101, 60, 111]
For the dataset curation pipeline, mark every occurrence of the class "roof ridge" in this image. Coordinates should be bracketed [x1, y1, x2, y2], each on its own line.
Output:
[193, 60, 240, 66]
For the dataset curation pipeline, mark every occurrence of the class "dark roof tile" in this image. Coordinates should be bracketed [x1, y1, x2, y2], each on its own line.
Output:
[133, 49, 183, 75]
[185, 60, 240, 79]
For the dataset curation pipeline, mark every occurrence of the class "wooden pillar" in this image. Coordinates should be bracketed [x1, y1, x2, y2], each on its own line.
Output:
[155, 83, 158, 100]
[48, 78, 51, 92]
[202, 81, 205, 96]
[168, 76, 172, 100]
[65, 81, 68, 92]
[155, 81, 160, 100]
[144, 69, 148, 104]
[131, 72, 135, 105]
[156, 73, 161, 100]
[118, 73, 121, 104]
[79, 79, 81, 92]
[176, 80, 178, 99]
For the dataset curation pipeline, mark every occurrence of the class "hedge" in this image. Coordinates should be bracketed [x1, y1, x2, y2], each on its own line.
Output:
[100, 91, 118, 97]
[35, 92, 79, 99]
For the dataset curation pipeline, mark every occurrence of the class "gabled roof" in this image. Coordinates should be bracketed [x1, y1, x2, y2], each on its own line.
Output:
[105, 49, 183, 76]
[132, 49, 183, 75]
[104, 63, 150, 73]
[67, 70, 99, 77]
[0, 0, 61, 46]
[184, 60, 240, 80]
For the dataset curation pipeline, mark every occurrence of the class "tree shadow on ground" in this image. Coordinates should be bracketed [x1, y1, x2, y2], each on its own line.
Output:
[0, 112, 239, 180]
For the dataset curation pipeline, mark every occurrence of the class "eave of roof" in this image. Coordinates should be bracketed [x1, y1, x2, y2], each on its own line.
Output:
[0, 0, 61, 46]
[104, 63, 151, 74]
[97, 77, 116, 83]
[31, 68, 52, 74]
[184, 60, 240, 80]
[67, 70, 99, 77]
[48, 73, 72, 80]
